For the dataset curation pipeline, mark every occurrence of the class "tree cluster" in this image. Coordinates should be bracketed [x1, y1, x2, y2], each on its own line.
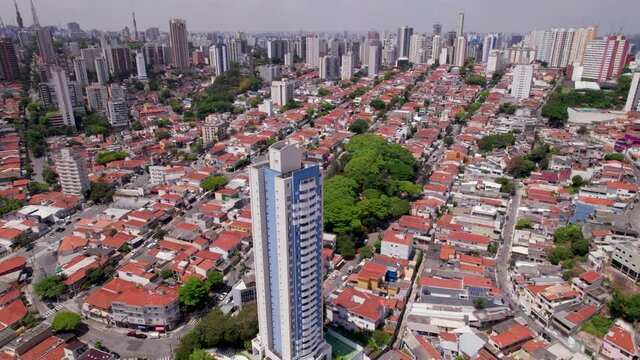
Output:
[0, 197, 23, 216]
[96, 151, 129, 165]
[548, 223, 590, 269]
[34, 275, 68, 300]
[87, 181, 115, 204]
[477, 132, 516, 152]
[609, 292, 640, 323]
[507, 142, 554, 178]
[201, 176, 228, 192]
[195, 62, 262, 118]
[464, 75, 487, 87]
[51, 312, 82, 333]
[174, 305, 259, 360]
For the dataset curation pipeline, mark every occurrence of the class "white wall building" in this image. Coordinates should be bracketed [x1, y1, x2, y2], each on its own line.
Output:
[624, 69, 640, 112]
[49, 67, 76, 129]
[108, 99, 128, 127]
[341, 52, 354, 81]
[86, 83, 109, 115]
[511, 64, 534, 100]
[135, 51, 147, 79]
[271, 80, 293, 106]
[72, 58, 88, 85]
[56, 147, 89, 196]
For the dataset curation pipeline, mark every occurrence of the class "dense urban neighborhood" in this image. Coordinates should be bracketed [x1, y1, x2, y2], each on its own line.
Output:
[0, 2, 639, 360]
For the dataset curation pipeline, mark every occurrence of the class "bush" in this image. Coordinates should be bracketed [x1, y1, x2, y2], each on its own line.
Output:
[201, 176, 228, 192]
[369, 99, 386, 110]
[34, 275, 68, 300]
[604, 153, 625, 162]
[51, 312, 82, 332]
[95, 151, 128, 165]
[515, 218, 532, 230]
[477, 132, 516, 152]
[581, 315, 613, 338]
[348, 119, 369, 134]
[465, 75, 487, 86]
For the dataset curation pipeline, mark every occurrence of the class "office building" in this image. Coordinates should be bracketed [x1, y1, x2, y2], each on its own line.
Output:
[108, 47, 133, 75]
[271, 80, 293, 106]
[511, 64, 534, 99]
[408, 34, 426, 64]
[341, 52, 354, 81]
[367, 43, 382, 78]
[202, 114, 228, 144]
[249, 141, 332, 360]
[95, 57, 109, 85]
[454, 37, 467, 67]
[56, 147, 89, 196]
[0, 38, 20, 81]
[169, 19, 189, 69]
[73, 58, 88, 85]
[457, 12, 465, 38]
[135, 52, 147, 79]
[86, 84, 109, 115]
[107, 99, 128, 127]
[382, 46, 398, 66]
[482, 34, 500, 63]
[397, 26, 414, 58]
[582, 35, 629, 82]
[623, 69, 640, 112]
[210, 43, 229, 75]
[49, 67, 76, 129]
[319, 56, 340, 80]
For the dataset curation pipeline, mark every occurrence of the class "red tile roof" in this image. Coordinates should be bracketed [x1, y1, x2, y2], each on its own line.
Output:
[604, 325, 635, 354]
[490, 323, 533, 349]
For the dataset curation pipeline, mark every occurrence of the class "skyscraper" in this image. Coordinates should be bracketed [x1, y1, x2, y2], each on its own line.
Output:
[86, 83, 109, 115]
[431, 35, 442, 63]
[433, 23, 442, 36]
[511, 64, 533, 100]
[368, 43, 382, 78]
[169, 19, 189, 69]
[49, 67, 76, 129]
[454, 37, 467, 67]
[341, 52, 354, 81]
[249, 140, 332, 360]
[136, 52, 147, 79]
[73, 58, 88, 85]
[624, 69, 640, 112]
[31, 0, 56, 65]
[270, 80, 293, 106]
[56, 148, 90, 196]
[14, 0, 24, 29]
[482, 34, 500, 63]
[397, 26, 414, 58]
[95, 57, 109, 85]
[108, 99, 129, 127]
[457, 12, 465, 38]
[409, 34, 427, 64]
[319, 56, 340, 80]
[568, 26, 597, 64]
[267, 39, 289, 61]
[582, 35, 629, 82]
[132, 11, 139, 41]
[0, 38, 20, 81]
[305, 37, 321, 67]
[210, 43, 229, 75]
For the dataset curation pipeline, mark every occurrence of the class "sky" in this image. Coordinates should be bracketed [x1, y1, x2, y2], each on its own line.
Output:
[3, 0, 639, 35]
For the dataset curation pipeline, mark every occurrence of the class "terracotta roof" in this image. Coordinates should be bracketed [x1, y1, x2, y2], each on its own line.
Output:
[564, 305, 598, 325]
[578, 270, 602, 284]
[332, 287, 387, 321]
[490, 323, 533, 349]
[604, 325, 635, 354]
[419, 276, 463, 289]
[0, 300, 27, 330]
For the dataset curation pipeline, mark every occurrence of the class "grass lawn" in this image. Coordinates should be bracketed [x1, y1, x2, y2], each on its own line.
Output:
[325, 333, 358, 359]
[581, 315, 614, 338]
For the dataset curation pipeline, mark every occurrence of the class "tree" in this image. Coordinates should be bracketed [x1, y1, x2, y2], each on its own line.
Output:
[507, 156, 536, 178]
[577, 126, 589, 136]
[348, 119, 369, 134]
[205, 271, 224, 290]
[444, 136, 454, 146]
[51, 312, 81, 332]
[495, 178, 515, 195]
[201, 176, 228, 192]
[465, 75, 487, 86]
[336, 235, 356, 259]
[189, 349, 216, 360]
[549, 246, 573, 265]
[515, 218, 532, 230]
[542, 101, 569, 128]
[477, 132, 516, 152]
[87, 181, 115, 204]
[179, 276, 210, 307]
[155, 131, 171, 141]
[28, 181, 49, 195]
[154, 229, 167, 239]
[43, 167, 59, 186]
[571, 239, 591, 257]
[317, 88, 332, 97]
[609, 292, 640, 323]
[604, 153, 625, 162]
[554, 224, 584, 244]
[387, 197, 410, 217]
[96, 151, 129, 165]
[0, 197, 23, 216]
[473, 298, 486, 309]
[86, 266, 106, 284]
[369, 99, 386, 110]
[34, 275, 68, 300]
[498, 103, 517, 115]
[131, 121, 144, 131]
[358, 245, 374, 259]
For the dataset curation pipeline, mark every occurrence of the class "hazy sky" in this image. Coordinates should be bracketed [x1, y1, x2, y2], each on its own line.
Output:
[4, 0, 639, 34]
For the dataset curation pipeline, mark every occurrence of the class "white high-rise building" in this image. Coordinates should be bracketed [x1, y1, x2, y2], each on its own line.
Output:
[271, 80, 293, 106]
[486, 50, 505, 75]
[284, 52, 294, 67]
[135, 52, 147, 79]
[107, 99, 128, 127]
[367, 43, 381, 78]
[210, 43, 229, 75]
[511, 64, 534, 100]
[431, 35, 442, 63]
[319, 56, 340, 80]
[56, 147, 89, 196]
[456, 12, 465, 38]
[624, 69, 640, 112]
[109, 83, 125, 100]
[86, 83, 109, 115]
[305, 37, 321, 67]
[95, 57, 109, 85]
[49, 67, 76, 129]
[397, 26, 414, 58]
[454, 37, 467, 67]
[409, 34, 426, 64]
[482, 34, 500, 63]
[72, 58, 88, 85]
[341, 52, 354, 81]
[249, 140, 332, 360]
[568, 26, 597, 64]
[202, 114, 228, 144]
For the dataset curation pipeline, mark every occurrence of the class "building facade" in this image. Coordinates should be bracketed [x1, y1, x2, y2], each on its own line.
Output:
[249, 141, 331, 360]
[0, 38, 20, 81]
[56, 148, 90, 196]
[271, 80, 293, 106]
[169, 19, 189, 69]
[511, 64, 534, 100]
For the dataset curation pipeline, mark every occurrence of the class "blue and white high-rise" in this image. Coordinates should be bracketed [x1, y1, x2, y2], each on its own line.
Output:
[250, 141, 331, 360]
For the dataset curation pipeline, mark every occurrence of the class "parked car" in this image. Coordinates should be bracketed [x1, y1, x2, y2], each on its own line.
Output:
[46, 303, 56, 310]
[135, 333, 148, 339]
[126, 331, 137, 337]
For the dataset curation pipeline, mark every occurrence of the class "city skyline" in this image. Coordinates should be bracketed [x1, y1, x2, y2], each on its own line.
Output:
[2, 0, 640, 34]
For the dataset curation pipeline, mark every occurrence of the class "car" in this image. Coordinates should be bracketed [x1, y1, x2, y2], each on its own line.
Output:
[55, 227, 65, 233]
[46, 303, 56, 310]
[126, 331, 137, 337]
[135, 333, 148, 339]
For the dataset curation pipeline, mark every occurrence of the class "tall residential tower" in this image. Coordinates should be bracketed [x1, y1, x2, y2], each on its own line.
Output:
[249, 141, 332, 360]
[169, 19, 189, 69]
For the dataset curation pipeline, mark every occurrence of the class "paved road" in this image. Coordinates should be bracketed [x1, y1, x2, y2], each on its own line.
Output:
[323, 259, 357, 298]
[495, 183, 522, 311]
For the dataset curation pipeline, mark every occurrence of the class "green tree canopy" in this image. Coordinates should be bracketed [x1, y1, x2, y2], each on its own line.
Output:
[51, 312, 82, 332]
[348, 119, 369, 134]
[201, 176, 229, 192]
[179, 276, 210, 307]
[34, 275, 68, 300]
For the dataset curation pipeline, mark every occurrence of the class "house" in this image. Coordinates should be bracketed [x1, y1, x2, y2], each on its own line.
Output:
[380, 230, 413, 260]
[111, 286, 180, 331]
[551, 304, 598, 335]
[57, 236, 88, 256]
[81, 278, 137, 324]
[571, 270, 603, 301]
[116, 260, 157, 286]
[489, 323, 534, 354]
[600, 322, 636, 360]
[0, 300, 28, 330]
[209, 231, 245, 259]
[329, 287, 390, 331]
[447, 231, 490, 252]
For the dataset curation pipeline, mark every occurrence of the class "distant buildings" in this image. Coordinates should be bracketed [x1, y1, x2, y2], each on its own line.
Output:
[511, 64, 534, 100]
[408, 34, 426, 64]
[368, 43, 382, 78]
[581, 35, 629, 82]
[169, 19, 189, 69]
[49, 67, 77, 129]
[107, 99, 128, 127]
[456, 12, 465, 38]
[267, 39, 288, 61]
[624, 69, 640, 112]
[454, 36, 467, 67]
[95, 57, 109, 85]
[86, 83, 109, 115]
[210, 43, 229, 75]
[319, 55, 340, 80]
[305, 37, 323, 68]
[72, 58, 88, 85]
[482, 34, 500, 63]
[135, 52, 147, 79]
[249, 141, 331, 360]
[341, 52, 354, 81]
[430, 35, 442, 64]
[397, 26, 413, 58]
[270, 80, 293, 106]
[56, 148, 90, 196]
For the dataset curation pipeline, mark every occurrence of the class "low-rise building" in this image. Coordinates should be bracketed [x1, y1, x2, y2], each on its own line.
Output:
[111, 286, 180, 331]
